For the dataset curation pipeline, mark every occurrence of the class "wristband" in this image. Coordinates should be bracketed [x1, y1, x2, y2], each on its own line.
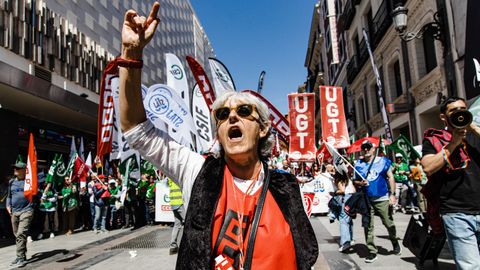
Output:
[117, 57, 143, 69]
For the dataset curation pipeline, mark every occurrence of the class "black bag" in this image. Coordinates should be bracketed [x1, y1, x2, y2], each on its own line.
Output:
[403, 214, 446, 264]
[328, 196, 342, 214]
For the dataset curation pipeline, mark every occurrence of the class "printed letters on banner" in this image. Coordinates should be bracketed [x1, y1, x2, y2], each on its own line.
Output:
[110, 77, 145, 162]
[166, 53, 191, 112]
[97, 60, 119, 158]
[186, 56, 216, 111]
[192, 83, 213, 153]
[288, 93, 316, 161]
[320, 86, 350, 148]
[24, 134, 37, 202]
[242, 90, 290, 140]
[144, 84, 197, 147]
[208, 57, 236, 96]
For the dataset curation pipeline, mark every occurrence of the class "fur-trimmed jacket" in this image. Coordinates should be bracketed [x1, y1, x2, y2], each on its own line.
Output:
[176, 156, 319, 270]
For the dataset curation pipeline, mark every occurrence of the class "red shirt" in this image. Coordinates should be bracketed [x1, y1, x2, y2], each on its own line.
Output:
[211, 166, 297, 270]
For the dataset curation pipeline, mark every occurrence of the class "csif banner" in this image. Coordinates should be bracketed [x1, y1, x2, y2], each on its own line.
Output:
[208, 57, 236, 95]
[186, 56, 216, 111]
[191, 83, 214, 153]
[288, 93, 316, 161]
[319, 86, 350, 148]
[242, 90, 290, 140]
[166, 53, 190, 112]
[96, 59, 118, 158]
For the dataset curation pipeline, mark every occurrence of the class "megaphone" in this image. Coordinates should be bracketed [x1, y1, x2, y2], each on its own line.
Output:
[448, 109, 473, 129]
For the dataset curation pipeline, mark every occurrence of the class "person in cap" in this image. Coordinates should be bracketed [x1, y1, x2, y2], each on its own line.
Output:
[6, 161, 33, 267]
[118, 2, 318, 269]
[353, 140, 401, 263]
[391, 153, 411, 213]
[59, 176, 78, 235]
[108, 177, 120, 229]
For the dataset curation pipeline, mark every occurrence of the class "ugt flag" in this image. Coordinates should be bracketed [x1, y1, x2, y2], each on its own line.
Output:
[72, 156, 91, 183]
[288, 93, 316, 161]
[387, 134, 420, 161]
[24, 134, 37, 202]
[320, 86, 350, 148]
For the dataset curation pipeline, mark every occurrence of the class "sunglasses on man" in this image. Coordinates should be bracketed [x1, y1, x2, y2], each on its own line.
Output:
[213, 104, 258, 122]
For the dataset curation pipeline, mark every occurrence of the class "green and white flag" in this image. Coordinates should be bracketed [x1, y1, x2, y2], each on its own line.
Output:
[387, 134, 420, 161]
[119, 154, 140, 204]
[141, 159, 157, 176]
[45, 154, 61, 184]
[66, 153, 78, 178]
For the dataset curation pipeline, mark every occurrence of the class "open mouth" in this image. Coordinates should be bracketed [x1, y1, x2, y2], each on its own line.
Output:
[228, 126, 243, 141]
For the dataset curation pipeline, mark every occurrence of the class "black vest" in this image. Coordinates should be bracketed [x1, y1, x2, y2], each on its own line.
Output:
[176, 157, 319, 270]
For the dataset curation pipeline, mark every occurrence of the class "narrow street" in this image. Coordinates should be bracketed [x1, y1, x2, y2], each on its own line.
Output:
[0, 212, 455, 270]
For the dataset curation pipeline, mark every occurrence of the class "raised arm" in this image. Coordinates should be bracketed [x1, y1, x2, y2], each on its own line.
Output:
[119, 2, 160, 132]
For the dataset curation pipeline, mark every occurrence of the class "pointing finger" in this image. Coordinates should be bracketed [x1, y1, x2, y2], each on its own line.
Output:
[146, 1, 160, 26]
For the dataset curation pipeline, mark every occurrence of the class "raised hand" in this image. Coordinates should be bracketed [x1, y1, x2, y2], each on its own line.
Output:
[121, 1, 160, 59]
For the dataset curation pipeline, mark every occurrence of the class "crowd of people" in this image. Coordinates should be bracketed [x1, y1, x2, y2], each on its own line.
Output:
[1, 2, 478, 269]
[1, 163, 159, 267]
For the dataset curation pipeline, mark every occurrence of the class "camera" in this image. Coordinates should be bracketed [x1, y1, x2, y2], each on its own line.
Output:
[448, 109, 473, 129]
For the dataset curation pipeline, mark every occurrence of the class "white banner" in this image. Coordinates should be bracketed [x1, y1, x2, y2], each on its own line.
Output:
[144, 84, 197, 147]
[327, 0, 339, 64]
[155, 179, 174, 222]
[191, 83, 213, 153]
[208, 58, 236, 96]
[300, 174, 335, 214]
[111, 77, 143, 162]
[166, 53, 190, 112]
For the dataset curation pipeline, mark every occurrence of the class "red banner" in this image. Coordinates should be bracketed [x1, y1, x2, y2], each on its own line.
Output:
[319, 86, 350, 148]
[288, 93, 316, 161]
[242, 90, 290, 141]
[186, 56, 216, 111]
[96, 59, 119, 158]
[72, 156, 91, 183]
[24, 134, 37, 202]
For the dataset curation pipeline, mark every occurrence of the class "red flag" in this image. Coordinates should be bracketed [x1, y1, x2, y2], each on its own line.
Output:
[24, 134, 37, 202]
[288, 93, 316, 161]
[96, 59, 119, 158]
[319, 86, 350, 148]
[186, 56, 216, 111]
[72, 156, 91, 183]
[316, 143, 332, 163]
[242, 90, 290, 141]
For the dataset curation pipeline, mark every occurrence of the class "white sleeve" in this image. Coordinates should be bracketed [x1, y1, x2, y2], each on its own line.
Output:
[123, 120, 205, 207]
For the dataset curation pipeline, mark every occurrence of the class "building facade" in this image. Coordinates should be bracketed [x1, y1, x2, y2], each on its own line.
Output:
[0, 0, 215, 178]
[306, 0, 470, 147]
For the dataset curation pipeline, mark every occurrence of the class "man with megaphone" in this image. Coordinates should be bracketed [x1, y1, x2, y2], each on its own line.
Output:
[421, 97, 480, 269]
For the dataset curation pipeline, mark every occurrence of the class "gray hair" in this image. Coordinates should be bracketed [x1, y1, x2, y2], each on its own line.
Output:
[210, 91, 273, 161]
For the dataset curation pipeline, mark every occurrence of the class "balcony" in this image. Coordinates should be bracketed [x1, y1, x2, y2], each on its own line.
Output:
[338, 0, 356, 32]
[347, 55, 359, 84]
[371, 0, 393, 47]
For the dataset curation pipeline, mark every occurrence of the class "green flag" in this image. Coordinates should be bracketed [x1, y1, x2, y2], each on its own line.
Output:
[141, 159, 156, 176]
[119, 154, 140, 204]
[65, 153, 77, 178]
[54, 154, 67, 188]
[387, 134, 420, 161]
[46, 154, 60, 184]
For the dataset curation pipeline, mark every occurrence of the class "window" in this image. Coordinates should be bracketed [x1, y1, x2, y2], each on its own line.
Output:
[371, 84, 380, 114]
[393, 60, 403, 98]
[423, 34, 437, 73]
[357, 97, 366, 126]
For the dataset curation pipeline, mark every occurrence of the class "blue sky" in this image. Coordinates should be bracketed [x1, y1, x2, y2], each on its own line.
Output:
[190, 0, 318, 114]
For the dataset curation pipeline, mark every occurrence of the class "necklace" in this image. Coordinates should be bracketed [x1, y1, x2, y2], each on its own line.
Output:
[231, 165, 262, 270]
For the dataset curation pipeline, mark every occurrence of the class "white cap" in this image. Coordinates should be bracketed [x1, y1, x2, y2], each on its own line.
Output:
[395, 153, 403, 158]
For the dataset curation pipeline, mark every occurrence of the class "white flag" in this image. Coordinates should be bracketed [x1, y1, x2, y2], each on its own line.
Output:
[166, 53, 190, 112]
[208, 58, 236, 97]
[144, 84, 197, 148]
[110, 76, 145, 162]
[192, 83, 214, 153]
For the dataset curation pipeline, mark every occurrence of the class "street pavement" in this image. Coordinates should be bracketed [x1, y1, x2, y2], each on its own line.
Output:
[0, 212, 456, 269]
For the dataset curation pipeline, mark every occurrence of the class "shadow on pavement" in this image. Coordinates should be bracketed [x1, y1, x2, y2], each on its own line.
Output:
[28, 249, 69, 264]
[402, 256, 456, 270]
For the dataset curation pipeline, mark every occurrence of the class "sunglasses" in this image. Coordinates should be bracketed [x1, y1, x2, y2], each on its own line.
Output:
[213, 104, 257, 122]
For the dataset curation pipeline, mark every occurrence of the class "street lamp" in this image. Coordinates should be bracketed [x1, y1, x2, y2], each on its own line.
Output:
[391, 6, 443, 43]
[389, 1, 457, 144]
